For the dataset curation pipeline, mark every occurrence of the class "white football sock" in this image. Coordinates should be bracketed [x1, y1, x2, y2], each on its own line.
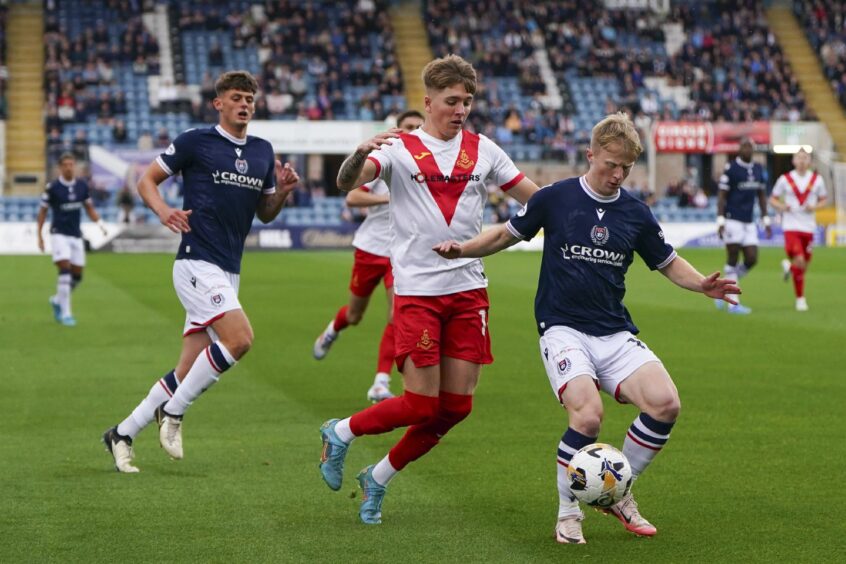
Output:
[334, 417, 355, 443]
[57, 272, 72, 317]
[164, 342, 236, 416]
[371, 455, 397, 486]
[724, 264, 741, 304]
[622, 413, 674, 478]
[117, 370, 179, 439]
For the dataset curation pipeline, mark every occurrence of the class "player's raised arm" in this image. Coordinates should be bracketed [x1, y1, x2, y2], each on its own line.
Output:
[336, 129, 401, 192]
[658, 255, 741, 305]
[257, 160, 300, 223]
[433, 223, 520, 259]
[137, 160, 192, 233]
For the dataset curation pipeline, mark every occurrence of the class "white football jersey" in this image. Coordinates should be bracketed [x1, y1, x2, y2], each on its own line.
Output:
[351, 178, 391, 257]
[368, 128, 524, 296]
[771, 170, 826, 233]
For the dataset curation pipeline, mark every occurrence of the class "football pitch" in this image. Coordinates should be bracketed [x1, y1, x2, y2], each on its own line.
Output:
[2, 248, 844, 562]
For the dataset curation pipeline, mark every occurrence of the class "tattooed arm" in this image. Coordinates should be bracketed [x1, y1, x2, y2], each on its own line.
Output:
[336, 129, 401, 192]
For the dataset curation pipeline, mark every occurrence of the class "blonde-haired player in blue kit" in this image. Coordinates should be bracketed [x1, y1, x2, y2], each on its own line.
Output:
[103, 71, 300, 473]
[434, 113, 740, 544]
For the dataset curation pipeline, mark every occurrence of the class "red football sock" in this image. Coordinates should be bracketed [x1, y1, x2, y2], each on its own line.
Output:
[388, 391, 473, 470]
[333, 305, 349, 332]
[376, 322, 395, 374]
[791, 265, 805, 298]
[349, 390, 439, 436]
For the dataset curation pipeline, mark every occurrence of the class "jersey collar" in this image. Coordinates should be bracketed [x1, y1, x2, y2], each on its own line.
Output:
[735, 157, 754, 169]
[57, 176, 76, 187]
[579, 176, 620, 203]
[215, 125, 247, 146]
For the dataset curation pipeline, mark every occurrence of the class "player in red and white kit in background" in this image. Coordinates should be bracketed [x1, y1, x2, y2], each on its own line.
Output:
[768, 148, 828, 311]
[313, 110, 425, 403]
[318, 54, 540, 524]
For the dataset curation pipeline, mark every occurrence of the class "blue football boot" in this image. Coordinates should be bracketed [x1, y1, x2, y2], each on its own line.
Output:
[357, 465, 387, 525]
[319, 419, 349, 491]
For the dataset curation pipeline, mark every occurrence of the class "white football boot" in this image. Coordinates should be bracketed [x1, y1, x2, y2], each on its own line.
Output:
[155, 403, 184, 459]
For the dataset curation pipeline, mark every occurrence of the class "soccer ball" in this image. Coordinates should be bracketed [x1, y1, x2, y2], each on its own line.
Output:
[566, 443, 633, 508]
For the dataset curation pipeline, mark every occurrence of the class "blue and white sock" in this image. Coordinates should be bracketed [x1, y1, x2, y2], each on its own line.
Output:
[117, 370, 179, 439]
[57, 270, 72, 317]
[623, 413, 675, 478]
[164, 342, 236, 416]
[556, 427, 597, 518]
[724, 264, 741, 304]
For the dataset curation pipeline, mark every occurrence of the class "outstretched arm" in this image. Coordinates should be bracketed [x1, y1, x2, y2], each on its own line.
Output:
[346, 187, 389, 208]
[659, 255, 741, 305]
[504, 176, 540, 205]
[432, 223, 520, 259]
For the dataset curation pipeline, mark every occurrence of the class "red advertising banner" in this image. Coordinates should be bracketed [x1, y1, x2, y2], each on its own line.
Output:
[653, 121, 770, 153]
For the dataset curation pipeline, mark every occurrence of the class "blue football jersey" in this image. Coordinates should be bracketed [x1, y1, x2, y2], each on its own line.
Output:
[719, 157, 767, 223]
[156, 125, 276, 273]
[40, 177, 91, 237]
[507, 177, 677, 337]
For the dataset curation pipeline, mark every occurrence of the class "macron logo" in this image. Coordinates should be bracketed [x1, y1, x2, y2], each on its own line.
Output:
[596, 208, 606, 221]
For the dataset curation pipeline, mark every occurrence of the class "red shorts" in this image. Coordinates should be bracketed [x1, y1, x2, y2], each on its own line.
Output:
[393, 288, 493, 370]
[784, 231, 813, 261]
[349, 248, 393, 297]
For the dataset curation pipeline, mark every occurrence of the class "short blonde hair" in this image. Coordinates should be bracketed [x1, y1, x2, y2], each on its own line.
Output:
[422, 54, 477, 94]
[591, 112, 643, 160]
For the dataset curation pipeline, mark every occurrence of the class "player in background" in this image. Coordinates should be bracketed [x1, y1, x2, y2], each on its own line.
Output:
[102, 71, 300, 472]
[715, 137, 771, 314]
[434, 113, 739, 544]
[318, 54, 540, 524]
[36, 152, 108, 327]
[313, 110, 425, 403]
[768, 148, 827, 311]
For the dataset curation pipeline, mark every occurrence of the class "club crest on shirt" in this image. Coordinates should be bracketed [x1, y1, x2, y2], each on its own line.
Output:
[590, 225, 610, 246]
[235, 158, 249, 174]
[456, 148, 475, 170]
[210, 293, 225, 307]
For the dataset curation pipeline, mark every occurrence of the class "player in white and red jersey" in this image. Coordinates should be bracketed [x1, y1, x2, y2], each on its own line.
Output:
[317, 54, 540, 525]
[769, 148, 828, 311]
[313, 110, 424, 404]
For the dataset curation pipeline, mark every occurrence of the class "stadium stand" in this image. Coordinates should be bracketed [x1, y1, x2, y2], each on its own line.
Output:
[0, 3, 7, 119]
[2, 0, 830, 225]
[793, 0, 846, 110]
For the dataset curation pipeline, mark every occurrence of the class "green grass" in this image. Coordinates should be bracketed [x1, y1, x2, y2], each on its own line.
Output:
[1, 248, 845, 563]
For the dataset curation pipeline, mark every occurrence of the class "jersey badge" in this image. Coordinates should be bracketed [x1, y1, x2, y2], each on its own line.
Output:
[590, 225, 610, 246]
[416, 329, 434, 351]
[456, 148, 475, 170]
[235, 158, 249, 174]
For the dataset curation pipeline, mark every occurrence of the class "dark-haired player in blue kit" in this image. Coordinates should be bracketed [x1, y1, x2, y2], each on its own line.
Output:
[434, 114, 739, 545]
[715, 137, 771, 314]
[103, 71, 300, 473]
[36, 152, 108, 327]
